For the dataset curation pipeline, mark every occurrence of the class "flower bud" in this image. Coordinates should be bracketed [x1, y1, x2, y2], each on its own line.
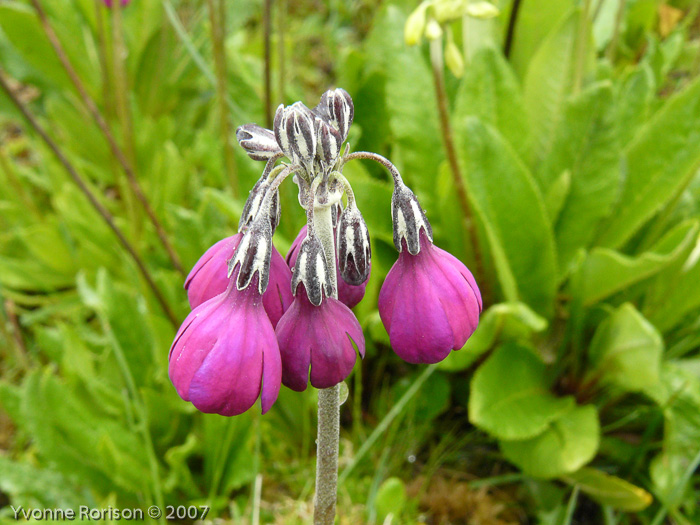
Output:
[236, 124, 282, 161]
[274, 102, 317, 171]
[404, 2, 429, 46]
[239, 178, 281, 232]
[314, 88, 354, 142]
[425, 18, 443, 40]
[291, 234, 333, 306]
[337, 205, 371, 286]
[445, 34, 464, 78]
[392, 183, 433, 255]
[315, 117, 343, 169]
[228, 220, 273, 294]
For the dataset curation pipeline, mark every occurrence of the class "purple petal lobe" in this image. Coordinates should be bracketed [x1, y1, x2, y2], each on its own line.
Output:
[276, 287, 364, 391]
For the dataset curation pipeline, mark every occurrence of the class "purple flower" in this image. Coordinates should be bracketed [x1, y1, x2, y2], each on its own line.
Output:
[169, 277, 282, 416]
[185, 233, 293, 327]
[378, 232, 482, 364]
[276, 285, 365, 391]
[286, 225, 368, 308]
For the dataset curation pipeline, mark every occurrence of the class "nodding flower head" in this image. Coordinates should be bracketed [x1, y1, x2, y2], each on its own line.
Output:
[172, 86, 482, 418]
[379, 201, 482, 363]
[169, 275, 282, 416]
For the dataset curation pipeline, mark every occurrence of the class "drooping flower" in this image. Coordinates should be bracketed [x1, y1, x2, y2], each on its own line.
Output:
[287, 224, 368, 308]
[169, 276, 282, 416]
[276, 233, 365, 391]
[378, 184, 481, 364]
[184, 233, 293, 327]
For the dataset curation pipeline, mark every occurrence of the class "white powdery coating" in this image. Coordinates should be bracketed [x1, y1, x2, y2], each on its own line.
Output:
[315, 251, 327, 286]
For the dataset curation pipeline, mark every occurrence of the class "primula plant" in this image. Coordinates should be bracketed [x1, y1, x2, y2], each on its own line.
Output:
[169, 88, 481, 522]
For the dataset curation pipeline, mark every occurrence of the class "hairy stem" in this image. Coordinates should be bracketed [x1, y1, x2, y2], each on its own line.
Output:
[428, 39, 488, 301]
[312, 203, 340, 525]
[276, 0, 286, 104]
[206, 0, 239, 196]
[0, 70, 179, 328]
[32, 0, 185, 275]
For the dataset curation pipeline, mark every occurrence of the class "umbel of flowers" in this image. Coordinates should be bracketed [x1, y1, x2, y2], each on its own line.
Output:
[169, 88, 482, 416]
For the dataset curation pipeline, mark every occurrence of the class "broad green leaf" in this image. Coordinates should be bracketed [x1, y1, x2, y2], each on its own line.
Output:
[500, 405, 600, 479]
[544, 170, 571, 224]
[615, 64, 655, 146]
[0, 3, 71, 90]
[537, 83, 620, 272]
[458, 118, 557, 316]
[469, 342, 575, 440]
[440, 302, 548, 372]
[20, 369, 151, 495]
[588, 303, 663, 392]
[364, 5, 443, 197]
[598, 76, 700, 249]
[524, 9, 592, 166]
[375, 477, 407, 521]
[645, 363, 700, 507]
[0, 457, 85, 510]
[645, 234, 700, 332]
[507, 0, 574, 77]
[576, 219, 698, 306]
[562, 468, 652, 511]
[454, 47, 529, 158]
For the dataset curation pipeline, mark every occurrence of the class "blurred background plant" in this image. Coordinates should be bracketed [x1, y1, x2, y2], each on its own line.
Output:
[1, 0, 700, 523]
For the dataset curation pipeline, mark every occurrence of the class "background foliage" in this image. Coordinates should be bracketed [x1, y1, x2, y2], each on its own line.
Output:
[1, 0, 700, 523]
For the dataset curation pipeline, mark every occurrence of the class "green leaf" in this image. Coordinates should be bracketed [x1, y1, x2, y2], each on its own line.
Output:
[537, 83, 621, 273]
[524, 9, 592, 166]
[392, 371, 450, 421]
[458, 118, 557, 316]
[562, 468, 653, 511]
[544, 170, 571, 224]
[0, 3, 71, 90]
[0, 457, 85, 510]
[645, 363, 700, 508]
[440, 302, 548, 372]
[469, 342, 575, 441]
[374, 477, 407, 521]
[615, 64, 656, 146]
[507, 0, 574, 77]
[500, 405, 600, 479]
[364, 5, 443, 197]
[454, 48, 529, 158]
[588, 303, 663, 392]
[598, 76, 700, 249]
[576, 219, 699, 306]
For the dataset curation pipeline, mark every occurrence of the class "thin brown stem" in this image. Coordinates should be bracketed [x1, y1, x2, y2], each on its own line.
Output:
[276, 0, 286, 104]
[31, 0, 185, 275]
[428, 39, 488, 299]
[206, 0, 239, 196]
[607, 0, 625, 63]
[503, 0, 523, 59]
[263, 0, 273, 127]
[0, 71, 179, 328]
[2, 298, 30, 370]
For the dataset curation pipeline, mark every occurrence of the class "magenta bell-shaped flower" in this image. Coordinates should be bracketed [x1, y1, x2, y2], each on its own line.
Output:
[378, 231, 482, 364]
[287, 225, 368, 308]
[169, 276, 282, 416]
[276, 284, 365, 391]
[184, 233, 293, 327]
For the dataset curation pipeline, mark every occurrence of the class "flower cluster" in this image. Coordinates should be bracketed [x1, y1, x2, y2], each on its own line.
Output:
[169, 88, 482, 416]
